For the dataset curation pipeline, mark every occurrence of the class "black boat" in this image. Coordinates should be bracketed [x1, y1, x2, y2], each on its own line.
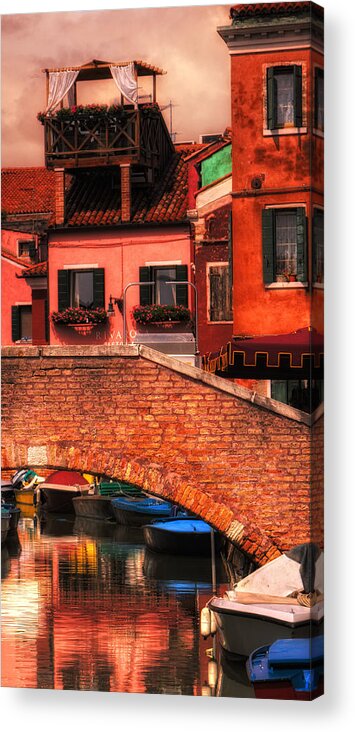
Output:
[143, 517, 218, 557]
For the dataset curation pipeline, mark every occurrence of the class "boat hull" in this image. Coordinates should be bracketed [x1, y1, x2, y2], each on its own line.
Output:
[1, 512, 11, 544]
[112, 504, 172, 526]
[14, 488, 36, 506]
[252, 679, 324, 701]
[73, 495, 114, 520]
[143, 519, 216, 557]
[208, 597, 324, 659]
[41, 486, 91, 513]
[1, 504, 21, 531]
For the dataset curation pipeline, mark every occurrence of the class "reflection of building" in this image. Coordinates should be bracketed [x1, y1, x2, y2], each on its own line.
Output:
[205, 3, 324, 411]
[1, 521, 208, 694]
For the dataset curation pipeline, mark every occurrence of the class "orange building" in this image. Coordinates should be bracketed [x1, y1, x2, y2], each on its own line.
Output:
[208, 1, 324, 409]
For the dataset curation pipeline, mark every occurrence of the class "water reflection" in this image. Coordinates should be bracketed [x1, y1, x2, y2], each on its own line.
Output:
[1, 513, 229, 694]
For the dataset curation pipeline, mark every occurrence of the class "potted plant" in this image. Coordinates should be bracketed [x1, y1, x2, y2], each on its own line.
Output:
[51, 306, 108, 328]
[132, 304, 192, 329]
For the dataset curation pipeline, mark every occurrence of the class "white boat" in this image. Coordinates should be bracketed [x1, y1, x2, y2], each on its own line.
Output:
[206, 544, 324, 659]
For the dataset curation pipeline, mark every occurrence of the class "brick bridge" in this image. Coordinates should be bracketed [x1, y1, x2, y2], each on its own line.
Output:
[1, 345, 323, 566]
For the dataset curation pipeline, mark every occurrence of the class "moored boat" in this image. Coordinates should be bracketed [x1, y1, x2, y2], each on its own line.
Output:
[111, 495, 175, 526]
[143, 516, 218, 556]
[40, 471, 91, 513]
[205, 543, 324, 659]
[73, 480, 143, 520]
[1, 507, 11, 544]
[246, 635, 324, 700]
[1, 503, 21, 532]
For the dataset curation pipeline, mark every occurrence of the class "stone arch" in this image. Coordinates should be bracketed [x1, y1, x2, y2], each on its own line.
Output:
[9, 442, 282, 566]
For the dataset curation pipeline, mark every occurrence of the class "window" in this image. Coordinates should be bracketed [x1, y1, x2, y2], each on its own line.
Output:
[271, 379, 323, 413]
[208, 264, 232, 322]
[11, 305, 32, 342]
[262, 207, 307, 284]
[57, 269, 105, 310]
[313, 209, 324, 284]
[267, 66, 302, 130]
[18, 240, 36, 258]
[139, 265, 188, 307]
[315, 68, 324, 131]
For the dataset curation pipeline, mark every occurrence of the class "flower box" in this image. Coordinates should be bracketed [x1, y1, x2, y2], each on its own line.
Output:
[132, 304, 192, 326]
[51, 307, 108, 326]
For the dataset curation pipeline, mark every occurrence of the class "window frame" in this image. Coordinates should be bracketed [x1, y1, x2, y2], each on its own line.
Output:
[262, 204, 308, 288]
[139, 264, 188, 308]
[314, 66, 324, 135]
[17, 239, 36, 258]
[11, 304, 32, 342]
[57, 267, 105, 311]
[206, 261, 233, 324]
[312, 206, 324, 286]
[263, 62, 307, 136]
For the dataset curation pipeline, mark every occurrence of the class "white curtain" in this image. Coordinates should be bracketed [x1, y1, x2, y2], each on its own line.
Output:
[110, 63, 138, 108]
[46, 70, 79, 113]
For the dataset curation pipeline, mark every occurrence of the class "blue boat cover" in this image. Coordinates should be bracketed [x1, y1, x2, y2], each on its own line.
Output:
[149, 519, 212, 534]
[268, 636, 324, 667]
[111, 497, 172, 514]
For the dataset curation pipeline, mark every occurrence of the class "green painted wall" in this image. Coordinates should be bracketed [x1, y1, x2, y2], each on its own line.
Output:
[201, 144, 232, 188]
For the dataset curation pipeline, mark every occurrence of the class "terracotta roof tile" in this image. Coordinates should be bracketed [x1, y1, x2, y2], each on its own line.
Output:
[22, 261, 48, 278]
[64, 145, 198, 228]
[230, 2, 323, 19]
[1, 168, 55, 215]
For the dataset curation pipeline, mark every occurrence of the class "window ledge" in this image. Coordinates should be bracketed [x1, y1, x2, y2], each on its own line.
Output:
[313, 128, 324, 139]
[263, 127, 307, 137]
[207, 320, 233, 325]
[313, 282, 324, 290]
[265, 282, 308, 290]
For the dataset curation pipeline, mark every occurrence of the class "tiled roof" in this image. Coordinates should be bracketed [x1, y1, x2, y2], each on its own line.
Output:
[1, 247, 29, 267]
[22, 261, 48, 278]
[65, 144, 201, 228]
[230, 2, 323, 19]
[1, 168, 55, 215]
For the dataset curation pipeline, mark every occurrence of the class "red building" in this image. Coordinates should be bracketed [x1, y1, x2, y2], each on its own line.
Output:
[206, 1, 324, 408]
[185, 137, 233, 357]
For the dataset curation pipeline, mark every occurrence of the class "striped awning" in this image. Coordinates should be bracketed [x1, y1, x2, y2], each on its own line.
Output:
[202, 327, 324, 379]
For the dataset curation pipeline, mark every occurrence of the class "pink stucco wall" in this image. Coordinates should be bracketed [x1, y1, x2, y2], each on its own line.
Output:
[1, 230, 34, 346]
[48, 225, 192, 345]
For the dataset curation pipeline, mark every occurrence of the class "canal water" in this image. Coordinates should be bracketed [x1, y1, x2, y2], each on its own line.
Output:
[1, 510, 254, 697]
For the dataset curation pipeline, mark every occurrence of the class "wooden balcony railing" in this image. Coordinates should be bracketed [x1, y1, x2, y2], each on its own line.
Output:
[42, 108, 174, 171]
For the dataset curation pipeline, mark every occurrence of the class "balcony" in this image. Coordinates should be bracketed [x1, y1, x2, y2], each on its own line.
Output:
[40, 104, 174, 171]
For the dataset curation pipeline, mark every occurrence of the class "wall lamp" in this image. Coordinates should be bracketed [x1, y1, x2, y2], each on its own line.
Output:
[107, 294, 123, 316]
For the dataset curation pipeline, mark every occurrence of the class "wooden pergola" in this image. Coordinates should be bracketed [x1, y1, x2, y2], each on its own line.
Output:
[42, 58, 166, 106]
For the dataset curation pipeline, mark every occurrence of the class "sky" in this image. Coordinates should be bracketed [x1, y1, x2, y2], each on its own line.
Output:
[1, 1, 232, 167]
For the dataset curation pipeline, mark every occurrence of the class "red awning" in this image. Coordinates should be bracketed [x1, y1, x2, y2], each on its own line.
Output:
[202, 327, 324, 378]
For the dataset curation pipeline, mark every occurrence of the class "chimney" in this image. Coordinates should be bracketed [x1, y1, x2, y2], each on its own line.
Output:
[120, 164, 131, 222]
[54, 168, 65, 225]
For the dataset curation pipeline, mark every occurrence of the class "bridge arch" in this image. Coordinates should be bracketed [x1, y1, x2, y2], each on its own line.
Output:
[1, 345, 323, 565]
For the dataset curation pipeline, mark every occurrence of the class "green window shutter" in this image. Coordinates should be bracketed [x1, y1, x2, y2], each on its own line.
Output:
[267, 68, 276, 130]
[93, 268, 105, 308]
[57, 270, 70, 311]
[296, 207, 307, 282]
[294, 66, 303, 127]
[262, 209, 275, 284]
[11, 306, 20, 342]
[139, 266, 152, 306]
[175, 264, 188, 307]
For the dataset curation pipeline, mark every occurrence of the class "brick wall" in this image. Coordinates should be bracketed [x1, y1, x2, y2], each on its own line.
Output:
[1, 345, 323, 565]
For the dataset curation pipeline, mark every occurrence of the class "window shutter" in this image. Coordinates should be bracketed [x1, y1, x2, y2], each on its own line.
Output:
[28, 241, 36, 260]
[296, 207, 307, 282]
[262, 209, 275, 284]
[11, 306, 20, 342]
[93, 268, 105, 308]
[57, 270, 70, 311]
[294, 66, 303, 127]
[175, 265, 188, 307]
[267, 68, 276, 130]
[139, 266, 152, 306]
[312, 212, 317, 282]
